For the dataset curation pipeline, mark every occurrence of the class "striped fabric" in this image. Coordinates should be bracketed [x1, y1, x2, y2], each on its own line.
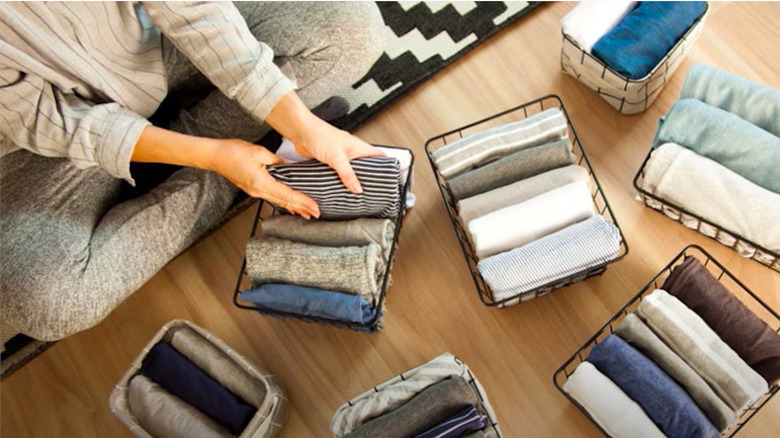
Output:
[414, 405, 486, 438]
[477, 216, 622, 302]
[267, 157, 401, 220]
[431, 107, 568, 179]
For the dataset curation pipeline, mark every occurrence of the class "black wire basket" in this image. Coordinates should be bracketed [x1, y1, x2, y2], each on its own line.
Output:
[553, 244, 780, 437]
[232, 146, 414, 333]
[425, 94, 628, 307]
[633, 149, 780, 274]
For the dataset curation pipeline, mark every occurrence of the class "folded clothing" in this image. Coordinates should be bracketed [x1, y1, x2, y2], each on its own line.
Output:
[432, 107, 568, 179]
[663, 256, 780, 384]
[615, 314, 737, 432]
[587, 334, 719, 438]
[344, 376, 479, 438]
[477, 216, 621, 302]
[457, 164, 589, 224]
[245, 236, 383, 301]
[560, 1, 637, 53]
[267, 156, 401, 220]
[562, 361, 665, 438]
[592, 2, 707, 79]
[414, 405, 486, 438]
[128, 375, 233, 438]
[652, 99, 780, 193]
[447, 139, 576, 201]
[469, 179, 595, 259]
[636, 289, 769, 412]
[170, 326, 267, 409]
[640, 142, 780, 253]
[681, 63, 780, 139]
[141, 342, 256, 435]
[241, 284, 377, 324]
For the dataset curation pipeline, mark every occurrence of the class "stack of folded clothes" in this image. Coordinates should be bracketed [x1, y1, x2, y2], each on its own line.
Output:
[562, 257, 780, 437]
[241, 148, 411, 330]
[562, 1, 707, 80]
[330, 353, 502, 438]
[431, 107, 623, 305]
[125, 326, 271, 438]
[638, 64, 780, 259]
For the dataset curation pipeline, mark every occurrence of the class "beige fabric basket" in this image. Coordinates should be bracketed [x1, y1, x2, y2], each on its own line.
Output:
[560, 6, 708, 115]
[109, 319, 288, 438]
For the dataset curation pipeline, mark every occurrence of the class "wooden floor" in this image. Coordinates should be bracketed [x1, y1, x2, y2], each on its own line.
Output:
[3, 2, 780, 437]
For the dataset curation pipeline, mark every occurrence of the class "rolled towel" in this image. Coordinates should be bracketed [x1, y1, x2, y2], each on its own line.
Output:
[560, 1, 637, 53]
[432, 108, 568, 179]
[587, 334, 720, 438]
[562, 362, 665, 438]
[477, 216, 622, 302]
[170, 326, 267, 409]
[457, 164, 589, 224]
[640, 142, 780, 254]
[241, 284, 378, 325]
[468, 179, 594, 259]
[267, 156, 401, 220]
[615, 314, 737, 432]
[652, 99, 780, 193]
[663, 256, 780, 384]
[636, 289, 769, 412]
[447, 139, 576, 200]
[592, 1, 707, 79]
[128, 375, 232, 438]
[681, 63, 780, 139]
[245, 236, 384, 301]
[413, 405, 486, 438]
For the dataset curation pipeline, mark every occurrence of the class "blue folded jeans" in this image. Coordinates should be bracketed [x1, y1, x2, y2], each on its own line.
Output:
[241, 284, 377, 324]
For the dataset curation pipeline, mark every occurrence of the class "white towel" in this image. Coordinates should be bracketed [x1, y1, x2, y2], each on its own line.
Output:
[468, 179, 594, 259]
[563, 362, 665, 438]
[561, 1, 638, 53]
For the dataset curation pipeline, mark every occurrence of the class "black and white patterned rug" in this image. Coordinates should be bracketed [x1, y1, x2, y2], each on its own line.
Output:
[331, 1, 542, 132]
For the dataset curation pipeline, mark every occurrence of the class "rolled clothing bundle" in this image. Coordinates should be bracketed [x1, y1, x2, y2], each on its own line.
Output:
[652, 99, 780, 193]
[432, 107, 568, 179]
[591, 2, 707, 79]
[636, 289, 769, 412]
[468, 179, 595, 259]
[245, 236, 384, 301]
[241, 284, 377, 325]
[560, 1, 637, 53]
[477, 216, 622, 302]
[681, 63, 780, 139]
[457, 164, 589, 224]
[640, 142, 780, 253]
[267, 156, 401, 220]
[663, 256, 780, 384]
[447, 139, 576, 201]
[562, 361, 665, 438]
[413, 405, 486, 438]
[615, 314, 737, 432]
[587, 334, 720, 438]
[343, 377, 479, 438]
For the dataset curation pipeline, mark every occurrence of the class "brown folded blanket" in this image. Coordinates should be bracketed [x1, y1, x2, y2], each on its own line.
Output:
[663, 256, 780, 383]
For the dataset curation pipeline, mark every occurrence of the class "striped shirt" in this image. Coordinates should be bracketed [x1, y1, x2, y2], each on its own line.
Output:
[0, 2, 295, 183]
[414, 405, 487, 438]
[268, 157, 402, 220]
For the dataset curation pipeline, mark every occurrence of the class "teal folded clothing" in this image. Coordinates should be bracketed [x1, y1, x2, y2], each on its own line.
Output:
[681, 63, 780, 139]
[592, 1, 706, 79]
[241, 284, 377, 325]
[653, 99, 780, 193]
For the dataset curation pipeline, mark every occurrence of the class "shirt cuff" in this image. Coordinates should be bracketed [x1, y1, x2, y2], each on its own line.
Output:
[229, 45, 298, 121]
[89, 105, 151, 185]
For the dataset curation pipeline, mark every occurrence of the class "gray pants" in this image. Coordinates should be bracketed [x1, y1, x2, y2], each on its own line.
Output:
[0, 2, 385, 342]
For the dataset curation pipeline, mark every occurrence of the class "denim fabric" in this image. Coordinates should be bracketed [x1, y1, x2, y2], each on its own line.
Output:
[592, 2, 707, 79]
[141, 342, 256, 435]
[587, 334, 719, 438]
[414, 405, 486, 438]
[681, 63, 780, 139]
[652, 99, 780, 193]
[241, 284, 377, 324]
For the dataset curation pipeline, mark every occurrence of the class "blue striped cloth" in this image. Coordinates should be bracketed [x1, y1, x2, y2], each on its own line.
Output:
[414, 405, 486, 438]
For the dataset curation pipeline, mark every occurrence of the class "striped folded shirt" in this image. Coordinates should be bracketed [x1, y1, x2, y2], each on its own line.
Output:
[414, 405, 487, 438]
[268, 157, 402, 220]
